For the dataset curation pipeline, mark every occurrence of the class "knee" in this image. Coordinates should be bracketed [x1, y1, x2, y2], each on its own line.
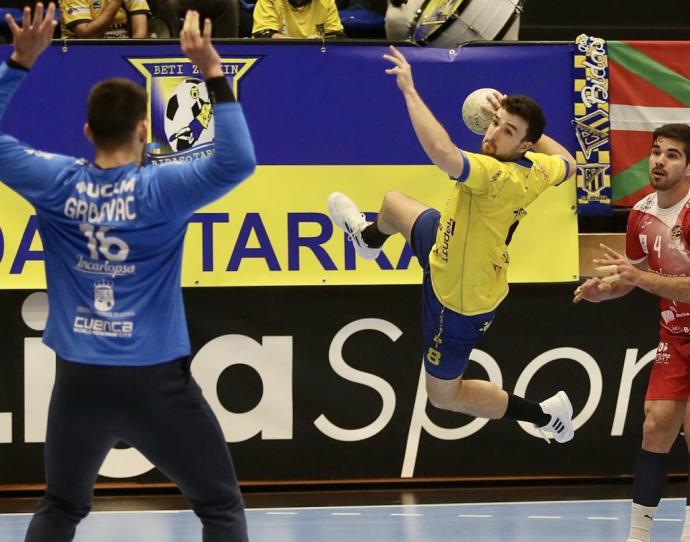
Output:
[425, 380, 462, 412]
[381, 190, 405, 210]
[642, 417, 678, 450]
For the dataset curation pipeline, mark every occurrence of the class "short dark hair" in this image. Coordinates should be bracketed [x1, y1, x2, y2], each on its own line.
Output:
[501, 95, 546, 144]
[87, 79, 147, 150]
[652, 123, 690, 164]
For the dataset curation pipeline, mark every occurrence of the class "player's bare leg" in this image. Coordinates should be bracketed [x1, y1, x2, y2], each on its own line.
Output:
[425, 374, 509, 419]
[373, 190, 429, 244]
[627, 400, 685, 542]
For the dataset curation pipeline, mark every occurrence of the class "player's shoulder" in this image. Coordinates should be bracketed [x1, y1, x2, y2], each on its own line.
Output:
[632, 192, 657, 213]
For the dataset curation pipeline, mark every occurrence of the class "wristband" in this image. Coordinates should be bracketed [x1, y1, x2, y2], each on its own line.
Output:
[7, 58, 29, 72]
[205, 76, 236, 104]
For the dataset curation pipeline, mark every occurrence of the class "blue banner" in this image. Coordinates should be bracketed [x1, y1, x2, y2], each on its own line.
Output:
[0, 42, 575, 164]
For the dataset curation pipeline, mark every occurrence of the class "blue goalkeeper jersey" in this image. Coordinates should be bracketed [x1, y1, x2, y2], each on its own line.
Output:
[0, 62, 256, 366]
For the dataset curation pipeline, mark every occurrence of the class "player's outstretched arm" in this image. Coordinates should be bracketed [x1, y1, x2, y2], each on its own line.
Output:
[149, 10, 255, 218]
[7, 3, 56, 69]
[573, 243, 636, 303]
[180, 10, 223, 80]
[383, 45, 464, 179]
[590, 243, 690, 304]
[0, 3, 79, 205]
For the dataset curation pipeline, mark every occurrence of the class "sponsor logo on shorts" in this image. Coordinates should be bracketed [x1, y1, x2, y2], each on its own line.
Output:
[656, 341, 671, 363]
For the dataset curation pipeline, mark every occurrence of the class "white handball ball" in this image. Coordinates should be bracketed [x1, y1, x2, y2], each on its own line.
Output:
[461, 87, 499, 135]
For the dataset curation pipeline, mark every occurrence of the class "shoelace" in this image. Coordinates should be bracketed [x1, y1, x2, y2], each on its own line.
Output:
[345, 214, 367, 245]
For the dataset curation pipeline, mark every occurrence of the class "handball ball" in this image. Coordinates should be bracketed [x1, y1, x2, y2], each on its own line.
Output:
[462, 88, 499, 135]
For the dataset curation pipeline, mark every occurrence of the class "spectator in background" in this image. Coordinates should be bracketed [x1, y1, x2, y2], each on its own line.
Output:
[148, 0, 181, 36]
[59, 0, 150, 38]
[252, 0, 345, 39]
[174, 0, 239, 37]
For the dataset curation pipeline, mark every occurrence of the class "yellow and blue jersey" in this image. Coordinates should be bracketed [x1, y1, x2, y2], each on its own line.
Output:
[428, 150, 569, 315]
[60, 0, 150, 38]
[252, 0, 343, 38]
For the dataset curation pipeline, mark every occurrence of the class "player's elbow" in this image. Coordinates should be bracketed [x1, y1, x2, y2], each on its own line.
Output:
[564, 157, 577, 181]
[237, 154, 257, 181]
[227, 147, 257, 182]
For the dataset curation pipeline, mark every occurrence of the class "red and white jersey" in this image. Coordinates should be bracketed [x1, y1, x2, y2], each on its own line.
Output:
[626, 190, 690, 336]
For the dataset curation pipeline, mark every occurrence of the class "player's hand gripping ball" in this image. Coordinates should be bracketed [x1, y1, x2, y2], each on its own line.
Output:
[462, 87, 499, 135]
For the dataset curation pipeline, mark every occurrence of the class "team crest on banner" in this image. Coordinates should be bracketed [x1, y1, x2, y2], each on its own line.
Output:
[573, 35, 611, 216]
[128, 57, 258, 164]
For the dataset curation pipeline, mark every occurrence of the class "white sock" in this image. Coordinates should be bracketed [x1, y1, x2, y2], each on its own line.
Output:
[680, 505, 690, 542]
[628, 502, 656, 542]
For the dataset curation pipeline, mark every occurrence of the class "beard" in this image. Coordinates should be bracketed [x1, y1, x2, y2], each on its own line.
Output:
[481, 140, 497, 158]
[481, 139, 521, 162]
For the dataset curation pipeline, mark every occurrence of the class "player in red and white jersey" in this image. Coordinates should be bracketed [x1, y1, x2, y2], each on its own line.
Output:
[627, 185, 690, 337]
[576, 123, 690, 542]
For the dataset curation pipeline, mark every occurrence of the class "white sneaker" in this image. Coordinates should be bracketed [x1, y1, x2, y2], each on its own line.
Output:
[327, 192, 381, 260]
[537, 391, 574, 444]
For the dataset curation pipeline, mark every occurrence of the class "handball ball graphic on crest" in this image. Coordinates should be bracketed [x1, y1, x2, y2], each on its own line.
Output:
[461, 87, 499, 135]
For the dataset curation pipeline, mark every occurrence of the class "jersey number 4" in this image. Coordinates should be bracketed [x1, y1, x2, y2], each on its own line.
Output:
[79, 225, 130, 262]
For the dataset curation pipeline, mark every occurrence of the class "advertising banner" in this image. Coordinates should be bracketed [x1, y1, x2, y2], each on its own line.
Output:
[0, 42, 577, 288]
[0, 284, 666, 485]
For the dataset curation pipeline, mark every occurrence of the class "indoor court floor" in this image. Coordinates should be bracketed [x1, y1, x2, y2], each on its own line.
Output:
[1, 484, 688, 541]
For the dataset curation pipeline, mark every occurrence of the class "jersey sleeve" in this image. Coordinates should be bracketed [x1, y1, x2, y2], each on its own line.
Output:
[252, 0, 281, 34]
[625, 209, 647, 264]
[59, 0, 94, 28]
[143, 102, 256, 219]
[525, 151, 569, 192]
[124, 0, 150, 16]
[324, 0, 344, 33]
[453, 151, 508, 196]
[0, 63, 80, 206]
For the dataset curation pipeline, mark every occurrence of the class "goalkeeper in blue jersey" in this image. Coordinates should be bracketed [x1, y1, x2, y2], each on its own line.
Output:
[1, 5, 255, 542]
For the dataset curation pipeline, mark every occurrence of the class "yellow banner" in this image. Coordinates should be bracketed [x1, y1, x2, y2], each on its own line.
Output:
[0, 165, 577, 288]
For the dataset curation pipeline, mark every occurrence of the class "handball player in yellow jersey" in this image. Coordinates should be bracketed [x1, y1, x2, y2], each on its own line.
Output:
[328, 46, 578, 443]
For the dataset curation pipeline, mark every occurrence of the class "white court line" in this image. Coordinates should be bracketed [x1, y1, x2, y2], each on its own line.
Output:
[4, 497, 687, 517]
[587, 516, 619, 521]
[458, 514, 493, 518]
[390, 513, 423, 517]
[655, 518, 682, 522]
[246, 497, 687, 512]
[528, 515, 562, 519]
[265, 511, 299, 516]
[331, 512, 361, 516]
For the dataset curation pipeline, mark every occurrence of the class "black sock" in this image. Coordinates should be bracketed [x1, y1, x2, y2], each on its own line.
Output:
[633, 449, 668, 507]
[503, 393, 550, 426]
[360, 220, 391, 248]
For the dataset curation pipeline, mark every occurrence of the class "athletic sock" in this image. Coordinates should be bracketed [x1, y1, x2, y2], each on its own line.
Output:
[628, 502, 656, 542]
[633, 449, 668, 506]
[502, 393, 550, 426]
[360, 221, 391, 248]
[626, 449, 668, 541]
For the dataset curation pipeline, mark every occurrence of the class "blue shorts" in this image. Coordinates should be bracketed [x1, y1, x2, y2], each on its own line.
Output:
[411, 209, 496, 380]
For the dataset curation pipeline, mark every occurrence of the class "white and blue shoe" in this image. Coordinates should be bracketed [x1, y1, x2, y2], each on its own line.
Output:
[327, 192, 381, 260]
[538, 391, 574, 443]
